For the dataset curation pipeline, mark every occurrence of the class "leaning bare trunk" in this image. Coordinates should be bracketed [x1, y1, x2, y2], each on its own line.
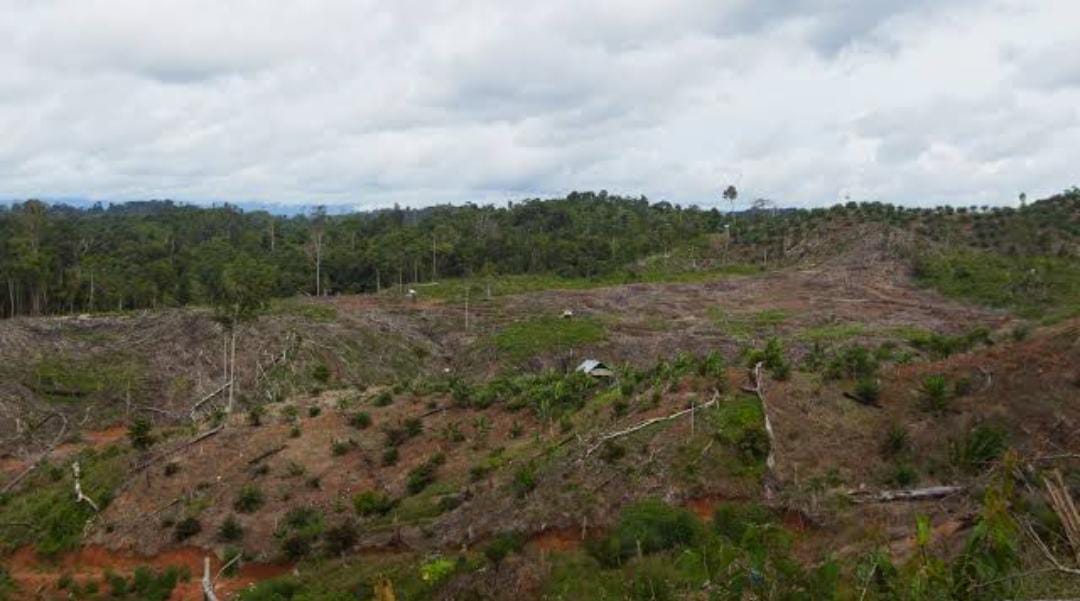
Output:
[227, 328, 237, 413]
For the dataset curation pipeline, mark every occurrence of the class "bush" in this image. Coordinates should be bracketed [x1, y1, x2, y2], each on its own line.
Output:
[406, 454, 445, 495]
[247, 406, 265, 426]
[826, 345, 879, 380]
[403, 417, 423, 437]
[587, 499, 702, 567]
[887, 464, 918, 487]
[311, 362, 331, 384]
[353, 491, 395, 517]
[599, 441, 626, 464]
[218, 516, 244, 542]
[307, 406, 322, 418]
[323, 521, 358, 556]
[483, 531, 525, 566]
[952, 425, 1008, 474]
[880, 424, 910, 459]
[381, 448, 399, 466]
[736, 424, 770, 462]
[698, 351, 727, 382]
[372, 391, 393, 407]
[854, 377, 880, 403]
[163, 461, 180, 477]
[234, 485, 264, 513]
[173, 517, 201, 542]
[281, 535, 311, 560]
[129, 417, 155, 450]
[713, 502, 773, 544]
[747, 338, 790, 381]
[511, 464, 537, 498]
[349, 412, 371, 429]
[330, 439, 352, 456]
[920, 375, 951, 413]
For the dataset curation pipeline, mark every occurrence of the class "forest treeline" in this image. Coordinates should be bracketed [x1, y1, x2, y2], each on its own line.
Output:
[1, 188, 1077, 318]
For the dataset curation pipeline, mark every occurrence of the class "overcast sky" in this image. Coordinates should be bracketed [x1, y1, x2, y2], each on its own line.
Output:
[1, 0, 1078, 210]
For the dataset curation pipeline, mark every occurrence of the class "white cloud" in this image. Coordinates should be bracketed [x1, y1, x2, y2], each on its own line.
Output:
[0, 0, 1077, 209]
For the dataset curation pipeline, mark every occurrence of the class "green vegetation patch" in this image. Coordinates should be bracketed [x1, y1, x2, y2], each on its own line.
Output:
[267, 298, 338, 321]
[28, 353, 144, 403]
[492, 316, 606, 362]
[709, 308, 790, 339]
[0, 446, 130, 556]
[798, 322, 866, 343]
[915, 250, 1080, 322]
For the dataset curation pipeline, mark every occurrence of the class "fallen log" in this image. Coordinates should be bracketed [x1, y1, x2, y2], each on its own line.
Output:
[584, 390, 719, 457]
[190, 381, 232, 422]
[247, 444, 287, 466]
[848, 485, 964, 503]
[202, 556, 221, 601]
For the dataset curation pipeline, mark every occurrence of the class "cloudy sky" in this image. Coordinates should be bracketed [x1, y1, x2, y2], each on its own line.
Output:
[1, 0, 1078, 210]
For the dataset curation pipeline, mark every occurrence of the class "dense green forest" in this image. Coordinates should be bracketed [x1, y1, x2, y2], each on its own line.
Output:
[1, 188, 1077, 318]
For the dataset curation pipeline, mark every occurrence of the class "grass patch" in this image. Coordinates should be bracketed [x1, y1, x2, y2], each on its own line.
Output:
[27, 353, 143, 403]
[0, 446, 129, 556]
[267, 298, 338, 321]
[915, 250, 1080, 322]
[492, 316, 605, 362]
[403, 264, 761, 302]
[798, 322, 866, 342]
[709, 308, 789, 339]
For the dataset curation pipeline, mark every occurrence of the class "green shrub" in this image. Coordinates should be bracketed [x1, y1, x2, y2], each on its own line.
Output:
[248, 406, 265, 426]
[330, 439, 352, 456]
[234, 485, 264, 513]
[307, 406, 322, 418]
[323, 520, 358, 556]
[484, 531, 525, 566]
[951, 425, 1007, 474]
[920, 375, 952, 413]
[381, 448, 399, 466]
[746, 338, 790, 380]
[311, 362, 331, 384]
[353, 491, 395, 517]
[599, 441, 626, 464]
[825, 345, 878, 380]
[853, 377, 880, 403]
[736, 424, 770, 463]
[349, 412, 371, 429]
[713, 502, 773, 544]
[406, 454, 445, 495]
[586, 499, 702, 567]
[880, 424, 910, 459]
[218, 516, 244, 542]
[173, 517, 201, 542]
[511, 464, 537, 498]
[372, 391, 393, 407]
[887, 464, 919, 487]
[403, 417, 423, 437]
[128, 417, 155, 450]
[281, 535, 311, 560]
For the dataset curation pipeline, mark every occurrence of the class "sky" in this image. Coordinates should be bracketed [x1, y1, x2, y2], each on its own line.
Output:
[1, 0, 1078, 211]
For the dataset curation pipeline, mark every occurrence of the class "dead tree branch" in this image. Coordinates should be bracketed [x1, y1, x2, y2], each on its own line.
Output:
[1043, 469, 1080, 566]
[848, 485, 965, 503]
[190, 382, 232, 423]
[584, 390, 719, 457]
[72, 462, 100, 512]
